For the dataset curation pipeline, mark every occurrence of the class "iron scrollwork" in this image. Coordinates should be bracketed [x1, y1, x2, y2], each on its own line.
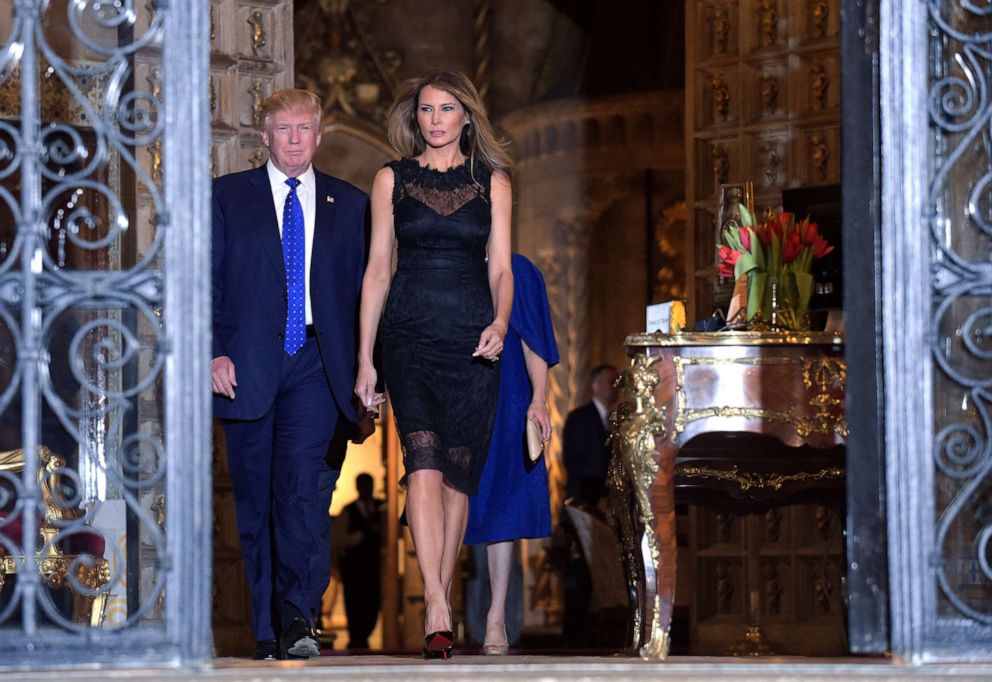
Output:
[0, 1, 170, 637]
[927, 0, 992, 626]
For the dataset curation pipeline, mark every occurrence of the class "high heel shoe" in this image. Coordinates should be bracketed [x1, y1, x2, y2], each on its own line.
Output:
[482, 624, 508, 656]
[422, 630, 454, 660]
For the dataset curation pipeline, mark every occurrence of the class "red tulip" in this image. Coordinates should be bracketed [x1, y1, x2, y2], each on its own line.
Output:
[767, 216, 784, 241]
[717, 246, 741, 278]
[777, 212, 794, 230]
[738, 226, 751, 252]
[800, 221, 819, 246]
[812, 235, 834, 258]
[718, 245, 741, 264]
[783, 232, 803, 263]
[755, 223, 773, 246]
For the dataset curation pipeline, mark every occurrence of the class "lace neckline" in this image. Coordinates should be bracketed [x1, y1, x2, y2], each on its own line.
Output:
[393, 157, 490, 215]
[397, 157, 481, 191]
[413, 156, 470, 174]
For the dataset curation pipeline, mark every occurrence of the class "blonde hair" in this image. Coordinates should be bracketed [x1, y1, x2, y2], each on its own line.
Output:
[258, 88, 322, 130]
[387, 70, 512, 175]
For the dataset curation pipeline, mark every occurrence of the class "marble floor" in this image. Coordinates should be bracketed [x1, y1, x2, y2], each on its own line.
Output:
[8, 654, 992, 681]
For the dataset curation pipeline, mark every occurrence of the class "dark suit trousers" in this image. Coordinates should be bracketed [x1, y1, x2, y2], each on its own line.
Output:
[222, 337, 339, 641]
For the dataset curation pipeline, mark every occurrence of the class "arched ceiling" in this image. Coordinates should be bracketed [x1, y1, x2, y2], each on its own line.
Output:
[294, 0, 684, 123]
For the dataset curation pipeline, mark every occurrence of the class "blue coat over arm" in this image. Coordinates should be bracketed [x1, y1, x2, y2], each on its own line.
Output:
[464, 254, 560, 545]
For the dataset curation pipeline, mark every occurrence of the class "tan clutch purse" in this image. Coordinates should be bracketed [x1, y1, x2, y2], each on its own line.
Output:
[526, 418, 544, 462]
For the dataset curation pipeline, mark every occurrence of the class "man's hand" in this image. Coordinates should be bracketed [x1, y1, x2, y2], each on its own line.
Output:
[211, 356, 237, 399]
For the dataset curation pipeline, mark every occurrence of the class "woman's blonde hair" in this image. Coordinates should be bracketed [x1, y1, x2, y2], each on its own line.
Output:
[387, 70, 512, 175]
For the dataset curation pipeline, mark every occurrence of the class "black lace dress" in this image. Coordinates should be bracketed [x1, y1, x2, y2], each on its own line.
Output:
[381, 157, 500, 495]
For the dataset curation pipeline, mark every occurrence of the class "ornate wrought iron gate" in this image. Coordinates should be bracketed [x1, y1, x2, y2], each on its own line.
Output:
[882, 0, 992, 662]
[0, 0, 209, 666]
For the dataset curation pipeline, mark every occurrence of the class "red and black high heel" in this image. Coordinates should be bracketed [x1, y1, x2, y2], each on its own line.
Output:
[422, 630, 454, 660]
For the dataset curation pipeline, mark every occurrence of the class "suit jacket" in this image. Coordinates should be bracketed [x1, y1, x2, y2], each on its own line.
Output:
[562, 401, 611, 503]
[212, 164, 368, 422]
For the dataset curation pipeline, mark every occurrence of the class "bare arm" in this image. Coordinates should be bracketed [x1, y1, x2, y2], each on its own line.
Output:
[522, 339, 552, 440]
[354, 167, 395, 410]
[474, 170, 513, 360]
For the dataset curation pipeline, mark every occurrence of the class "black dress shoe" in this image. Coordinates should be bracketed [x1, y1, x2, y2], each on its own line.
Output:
[252, 639, 279, 661]
[280, 617, 320, 659]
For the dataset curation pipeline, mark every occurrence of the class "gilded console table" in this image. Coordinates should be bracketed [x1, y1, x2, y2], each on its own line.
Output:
[608, 331, 846, 659]
[0, 447, 111, 626]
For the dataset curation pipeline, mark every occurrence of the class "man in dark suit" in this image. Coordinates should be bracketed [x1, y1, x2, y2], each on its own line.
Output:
[211, 88, 368, 660]
[338, 472, 383, 650]
[562, 364, 620, 506]
[559, 363, 619, 645]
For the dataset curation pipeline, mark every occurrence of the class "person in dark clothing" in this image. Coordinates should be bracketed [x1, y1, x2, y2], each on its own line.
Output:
[338, 472, 383, 650]
[562, 364, 619, 506]
[559, 363, 619, 646]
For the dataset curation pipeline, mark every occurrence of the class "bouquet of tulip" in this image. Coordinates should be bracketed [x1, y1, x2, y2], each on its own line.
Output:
[717, 204, 834, 328]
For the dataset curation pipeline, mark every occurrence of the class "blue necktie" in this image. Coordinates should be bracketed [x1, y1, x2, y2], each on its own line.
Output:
[282, 177, 306, 356]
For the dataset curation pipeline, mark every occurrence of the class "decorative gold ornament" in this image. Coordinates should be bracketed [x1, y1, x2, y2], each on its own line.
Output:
[0, 447, 112, 625]
[609, 353, 672, 659]
[669, 354, 847, 441]
[148, 138, 163, 186]
[676, 463, 844, 492]
[295, 0, 403, 128]
[760, 73, 779, 114]
[716, 564, 733, 611]
[811, 132, 830, 180]
[709, 5, 731, 54]
[815, 505, 832, 540]
[802, 356, 848, 436]
[759, 142, 780, 186]
[764, 561, 782, 614]
[152, 495, 166, 532]
[713, 143, 730, 185]
[0, 65, 107, 126]
[711, 74, 731, 122]
[811, 64, 830, 110]
[248, 147, 267, 168]
[625, 330, 843, 347]
[812, 1, 830, 39]
[759, 0, 778, 47]
[247, 10, 267, 57]
[247, 80, 264, 127]
[652, 202, 687, 303]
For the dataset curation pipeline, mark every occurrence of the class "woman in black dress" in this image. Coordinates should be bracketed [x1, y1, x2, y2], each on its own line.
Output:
[355, 70, 513, 659]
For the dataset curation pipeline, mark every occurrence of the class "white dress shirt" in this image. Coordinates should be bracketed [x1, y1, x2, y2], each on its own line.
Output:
[592, 397, 609, 430]
[266, 160, 316, 326]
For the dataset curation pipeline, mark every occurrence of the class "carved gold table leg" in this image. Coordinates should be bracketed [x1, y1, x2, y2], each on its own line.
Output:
[644, 440, 676, 660]
[611, 352, 673, 660]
